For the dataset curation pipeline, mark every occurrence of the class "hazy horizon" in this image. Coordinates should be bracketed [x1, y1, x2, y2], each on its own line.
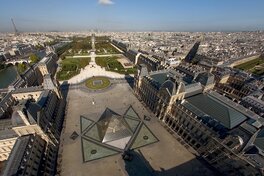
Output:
[1, 0, 264, 32]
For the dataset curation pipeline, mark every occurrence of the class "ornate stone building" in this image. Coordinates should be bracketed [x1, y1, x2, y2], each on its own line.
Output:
[162, 92, 264, 175]
[134, 64, 264, 175]
[134, 64, 212, 119]
[2, 134, 46, 176]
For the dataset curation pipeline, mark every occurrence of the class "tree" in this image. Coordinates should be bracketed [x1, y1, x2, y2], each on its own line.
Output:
[35, 44, 44, 50]
[17, 63, 27, 74]
[29, 53, 40, 64]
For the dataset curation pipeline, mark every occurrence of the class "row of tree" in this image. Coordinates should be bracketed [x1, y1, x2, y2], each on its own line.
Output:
[29, 53, 40, 64]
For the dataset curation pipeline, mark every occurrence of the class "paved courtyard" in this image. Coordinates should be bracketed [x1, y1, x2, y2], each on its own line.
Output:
[59, 83, 216, 176]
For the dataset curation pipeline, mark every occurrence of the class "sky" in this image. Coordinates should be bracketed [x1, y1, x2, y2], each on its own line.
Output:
[0, 0, 264, 32]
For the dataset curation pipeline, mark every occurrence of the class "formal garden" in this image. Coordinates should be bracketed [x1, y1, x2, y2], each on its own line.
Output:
[95, 42, 120, 55]
[58, 36, 120, 57]
[55, 36, 135, 81]
[234, 56, 264, 76]
[56, 57, 90, 81]
[95, 56, 137, 74]
[57, 37, 93, 59]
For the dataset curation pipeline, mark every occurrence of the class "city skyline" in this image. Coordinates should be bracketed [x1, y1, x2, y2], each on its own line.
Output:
[0, 3, 264, 174]
[1, 0, 264, 32]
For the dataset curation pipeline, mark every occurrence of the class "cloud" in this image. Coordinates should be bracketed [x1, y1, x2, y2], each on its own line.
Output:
[98, 0, 114, 5]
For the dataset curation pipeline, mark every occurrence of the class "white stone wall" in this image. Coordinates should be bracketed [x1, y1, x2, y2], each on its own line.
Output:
[0, 137, 17, 161]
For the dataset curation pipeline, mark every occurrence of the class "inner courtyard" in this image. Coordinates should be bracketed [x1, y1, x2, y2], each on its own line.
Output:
[59, 82, 215, 176]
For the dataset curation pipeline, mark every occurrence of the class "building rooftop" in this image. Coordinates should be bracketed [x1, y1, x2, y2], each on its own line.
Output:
[185, 93, 247, 129]
[210, 91, 262, 121]
[149, 69, 185, 87]
[39, 56, 48, 64]
[12, 86, 43, 94]
[0, 119, 13, 131]
[26, 90, 51, 123]
[36, 90, 50, 108]
[150, 72, 169, 86]
[0, 129, 17, 140]
[254, 128, 264, 151]
[243, 96, 264, 107]
[194, 72, 215, 86]
[3, 135, 31, 176]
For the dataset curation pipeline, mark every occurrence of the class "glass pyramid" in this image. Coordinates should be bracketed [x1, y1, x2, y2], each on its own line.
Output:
[80, 116, 93, 133]
[131, 123, 158, 149]
[80, 106, 159, 162]
[124, 106, 140, 119]
[82, 138, 119, 162]
[84, 123, 101, 141]
[83, 108, 133, 143]
[124, 117, 141, 133]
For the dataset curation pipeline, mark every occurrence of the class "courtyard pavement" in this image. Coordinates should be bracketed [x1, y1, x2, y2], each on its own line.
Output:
[58, 83, 216, 176]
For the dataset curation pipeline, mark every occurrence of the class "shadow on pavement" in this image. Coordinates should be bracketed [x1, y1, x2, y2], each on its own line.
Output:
[125, 74, 134, 88]
[60, 81, 70, 99]
[124, 150, 154, 176]
[123, 149, 220, 176]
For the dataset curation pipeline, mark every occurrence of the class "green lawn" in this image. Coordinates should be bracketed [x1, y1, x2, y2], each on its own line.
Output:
[252, 67, 264, 75]
[56, 70, 80, 81]
[234, 57, 264, 76]
[71, 37, 92, 51]
[57, 57, 90, 81]
[58, 36, 119, 57]
[59, 37, 92, 57]
[95, 42, 120, 55]
[95, 56, 136, 74]
[95, 56, 119, 68]
[62, 57, 90, 68]
[85, 77, 111, 90]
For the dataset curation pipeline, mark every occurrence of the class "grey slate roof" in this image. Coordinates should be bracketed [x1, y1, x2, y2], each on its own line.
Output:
[12, 86, 43, 94]
[186, 93, 247, 129]
[254, 128, 264, 151]
[160, 80, 177, 96]
[138, 64, 148, 77]
[150, 72, 169, 86]
[195, 72, 215, 86]
[3, 135, 31, 176]
[37, 90, 50, 108]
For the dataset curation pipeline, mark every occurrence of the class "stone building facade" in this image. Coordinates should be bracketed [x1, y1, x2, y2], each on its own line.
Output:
[134, 64, 264, 175]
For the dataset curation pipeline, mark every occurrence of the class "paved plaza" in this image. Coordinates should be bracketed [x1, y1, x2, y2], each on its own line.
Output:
[59, 83, 216, 176]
